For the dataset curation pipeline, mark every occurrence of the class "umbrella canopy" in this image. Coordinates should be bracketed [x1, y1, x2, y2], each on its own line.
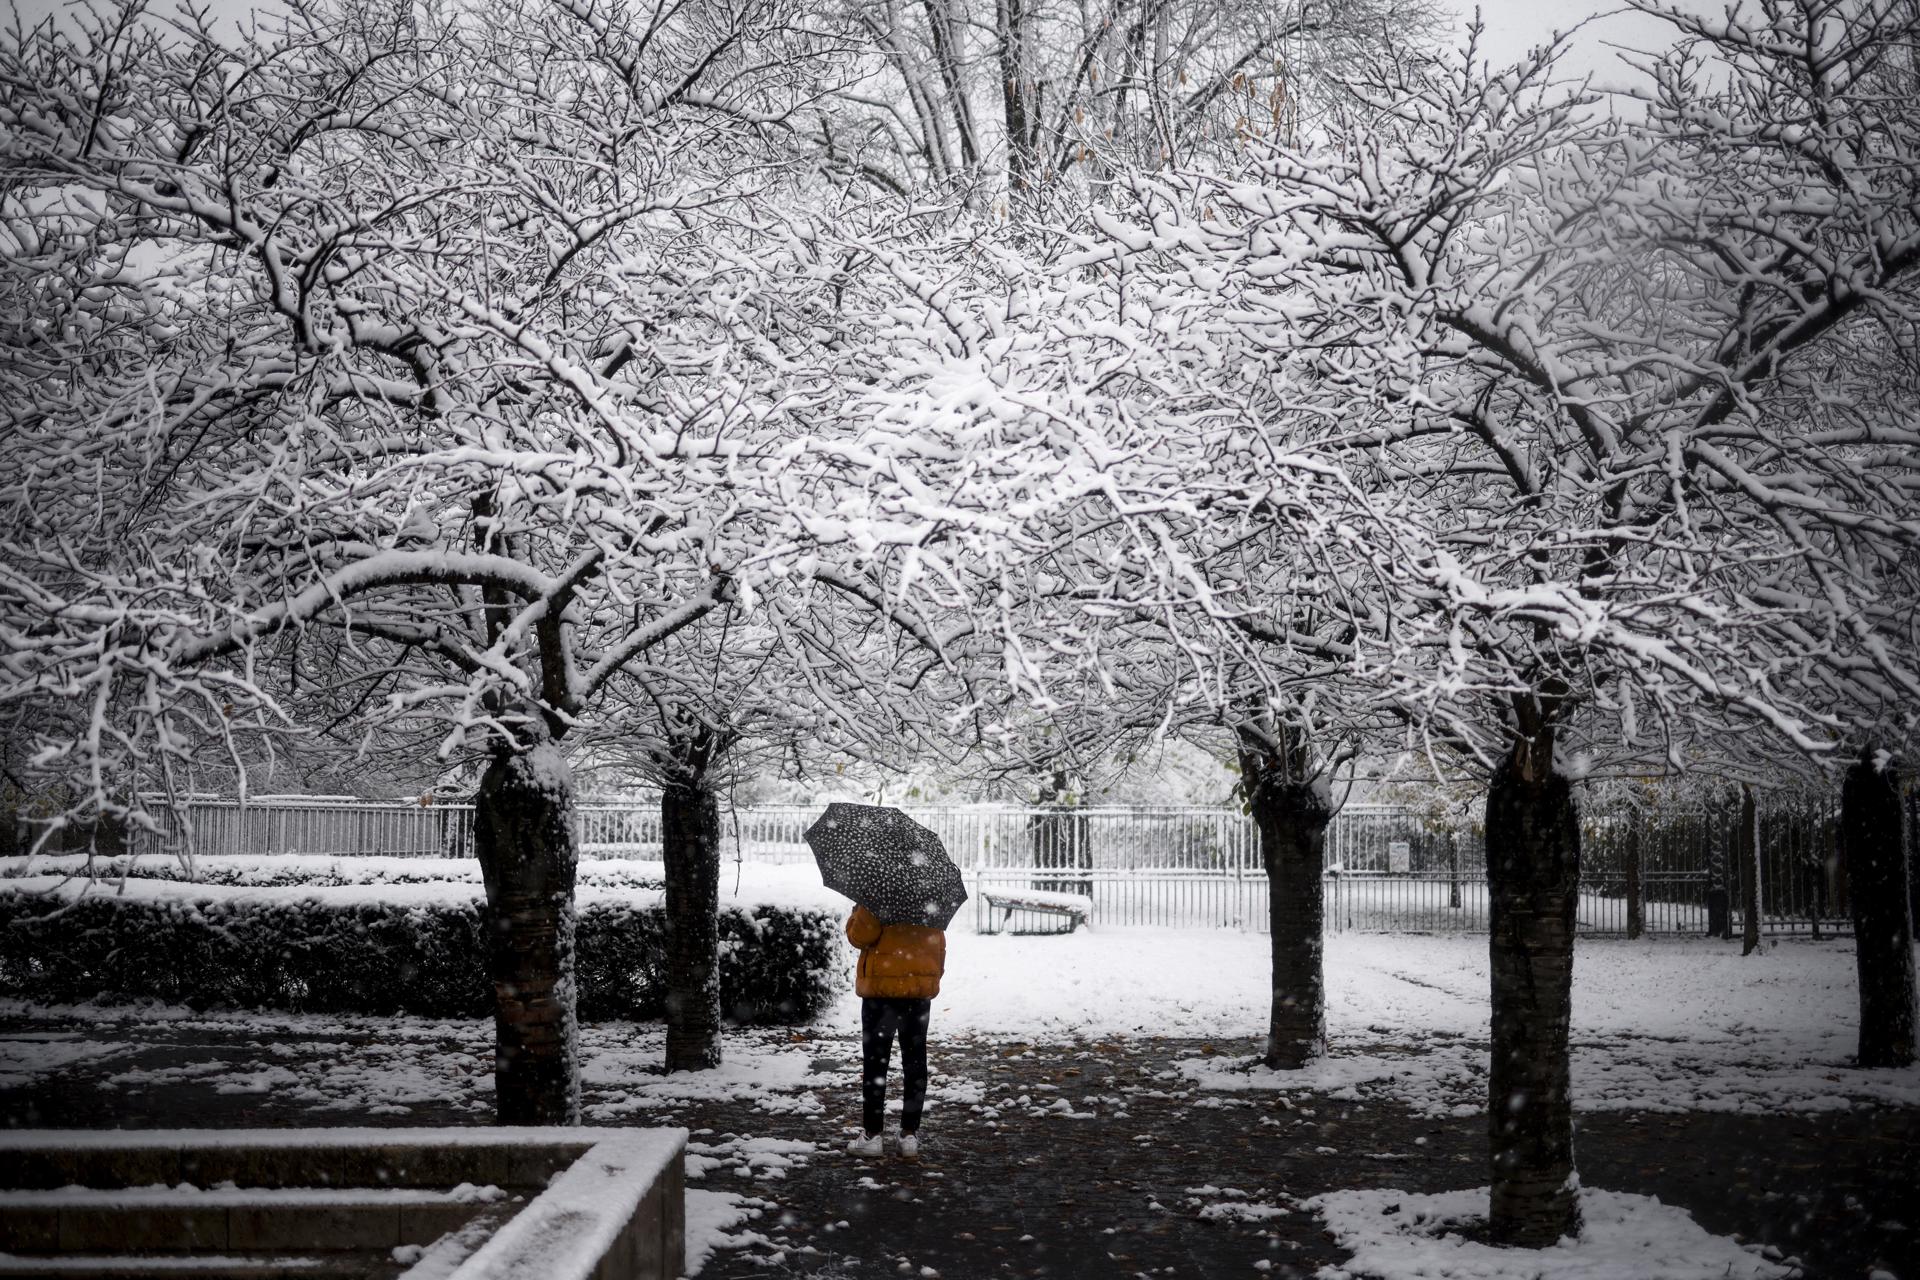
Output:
[804, 802, 969, 929]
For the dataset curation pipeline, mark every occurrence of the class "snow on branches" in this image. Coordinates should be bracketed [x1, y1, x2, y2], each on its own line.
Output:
[0, 0, 994, 845]
[1072, 4, 1920, 779]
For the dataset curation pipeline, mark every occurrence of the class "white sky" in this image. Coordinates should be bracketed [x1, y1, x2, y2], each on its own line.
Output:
[12, 0, 1685, 90]
[1451, 0, 1688, 90]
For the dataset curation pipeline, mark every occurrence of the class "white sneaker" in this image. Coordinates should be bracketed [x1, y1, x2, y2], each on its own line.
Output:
[897, 1133, 920, 1159]
[847, 1132, 883, 1158]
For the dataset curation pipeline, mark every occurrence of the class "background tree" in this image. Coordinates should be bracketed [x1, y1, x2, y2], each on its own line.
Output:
[815, 0, 1436, 201]
[825, 222, 1402, 1070]
[1074, 0, 1920, 1244]
[0, 0, 905, 1122]
[587, 569, 983, 1071]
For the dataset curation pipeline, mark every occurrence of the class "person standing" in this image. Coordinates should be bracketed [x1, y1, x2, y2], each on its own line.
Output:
[844, 902, 945, 1157]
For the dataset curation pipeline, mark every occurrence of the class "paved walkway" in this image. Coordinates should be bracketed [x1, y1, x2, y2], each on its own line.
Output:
[0, 1015, 1914, 1279]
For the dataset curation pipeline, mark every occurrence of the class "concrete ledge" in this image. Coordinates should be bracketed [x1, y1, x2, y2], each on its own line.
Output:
[443, 1130, 685, 1280]
[0, 1128, 602, 1192]
[0, 1257, 372, 1276]
[0, 1128, 687, 1280]
[0, 1208, 58, 1251]
[1, 1186, 497, 1253]
[399, 1201, 487, 1244]
[226, 1202, 403, 1250]
[57, 1207, 227, 1251]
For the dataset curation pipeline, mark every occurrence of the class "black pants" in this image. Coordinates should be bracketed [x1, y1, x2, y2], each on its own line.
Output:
[861, 996, 931, 1136]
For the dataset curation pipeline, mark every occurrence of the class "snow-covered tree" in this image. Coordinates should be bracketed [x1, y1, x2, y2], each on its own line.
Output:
[812, 0, 1436, 202]
[586, 566, 984, 1070]
[1626, 0, 1920, 1069]
[1073, 0, 1920, 1244]
[1005, 427, 1399, 1072]
[0, 0, 955, 1120]
[822, 218, 1404, 1070]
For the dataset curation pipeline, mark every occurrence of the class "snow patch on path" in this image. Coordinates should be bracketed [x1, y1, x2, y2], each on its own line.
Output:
[683, 1189, 776, 1275]
[581, 1028, 831, 1120]
[685, 1135, 818, 1182]
[1178, 1046, 1485, 1118]
[1307, 1185, 1796, 1280]
[104, 1038, 489, 1116]
[0, 1034, 134, 1085]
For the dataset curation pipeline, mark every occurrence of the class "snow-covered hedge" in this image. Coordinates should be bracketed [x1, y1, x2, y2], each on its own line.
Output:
[0, 887, 839, 1024]
[0, 854, 666, 890]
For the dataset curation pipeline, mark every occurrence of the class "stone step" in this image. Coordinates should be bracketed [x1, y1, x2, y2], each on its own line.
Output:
[0, 1189, 503, 1253]
[0, 1251, 396, 1278]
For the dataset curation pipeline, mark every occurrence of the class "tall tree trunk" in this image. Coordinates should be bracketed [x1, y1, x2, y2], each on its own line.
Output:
[1624, 814, 1644, 941]
[1908, 789, 1919, 952]
[922, 0, 980, 172]
[1829, 816, 1849, 922]
[995, 0, 1033, 188]
[1031, 768, 1090, 897]
[661, 775, 723, 1071]
[1842, 756, 1917, 1068]
[1484, 749, 1582, 1246]
[1237, 729, 1330, 1071]
[0, 792, 20, 860]
[474, 738, 580, 1125]
[1741, 785, 1762, 956]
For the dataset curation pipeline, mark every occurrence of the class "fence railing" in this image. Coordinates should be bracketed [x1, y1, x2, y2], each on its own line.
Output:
[81, 795, 1862, 938]
[119, 799, 1414, 870]
[113, 798, 478, 861]
[963, 867, 1844, 936]
[1314, 870, 1721, 936]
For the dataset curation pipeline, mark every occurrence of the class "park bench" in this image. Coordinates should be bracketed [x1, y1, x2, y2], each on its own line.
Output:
[979, 886, 1093, 934]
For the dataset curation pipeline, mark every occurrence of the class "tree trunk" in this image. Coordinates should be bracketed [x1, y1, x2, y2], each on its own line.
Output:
[1741, 785, 1762, 956]
[1829, 816, 1849, 922]
[1484, 752, 1582, 1246]
[474, 739, 580, 1126]
[661, 776, 724, 1071]
[1031, 769, 1090, 898]
[1908, 788, 1919, 950]
[921, 0, 979, 171]
[996, 0, 1033, 188]
[1244, 773, 1331, 1070]
[0, 788, 23, 860]
[1624, 815, 1644, 941]
[1841, 757, 1917, 1068]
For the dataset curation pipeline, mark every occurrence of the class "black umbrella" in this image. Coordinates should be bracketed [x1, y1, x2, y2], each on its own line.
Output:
[804, 802, 969, 929]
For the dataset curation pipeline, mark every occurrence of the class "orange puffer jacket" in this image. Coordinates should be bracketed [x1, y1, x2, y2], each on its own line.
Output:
[846, 904, 946, 1000]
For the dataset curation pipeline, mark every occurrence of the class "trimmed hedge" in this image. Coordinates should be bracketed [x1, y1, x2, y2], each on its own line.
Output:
[0, 892, 841, 1024]
[1, 855, 665, 891]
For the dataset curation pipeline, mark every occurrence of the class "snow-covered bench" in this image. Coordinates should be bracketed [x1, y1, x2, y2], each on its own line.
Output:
[979, 886, 1093, 934]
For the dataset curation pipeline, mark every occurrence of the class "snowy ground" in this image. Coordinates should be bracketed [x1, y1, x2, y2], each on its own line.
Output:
[2, 930, 1914, 1279]
[910, 929, 1919, 1116]
[7, 932, 1904, 1117]
[1307, 1184, 1801, 1280]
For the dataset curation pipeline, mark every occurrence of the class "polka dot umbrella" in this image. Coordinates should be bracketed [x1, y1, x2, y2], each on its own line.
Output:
[804, 802, 969, 929]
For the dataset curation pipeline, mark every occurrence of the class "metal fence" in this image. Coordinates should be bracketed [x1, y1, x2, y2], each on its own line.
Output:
[124, 797, 479, 861]
[94, 794, 1876, 937]
[1580, 799, 1847, 937]
[1315, 869, 1714, 936]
